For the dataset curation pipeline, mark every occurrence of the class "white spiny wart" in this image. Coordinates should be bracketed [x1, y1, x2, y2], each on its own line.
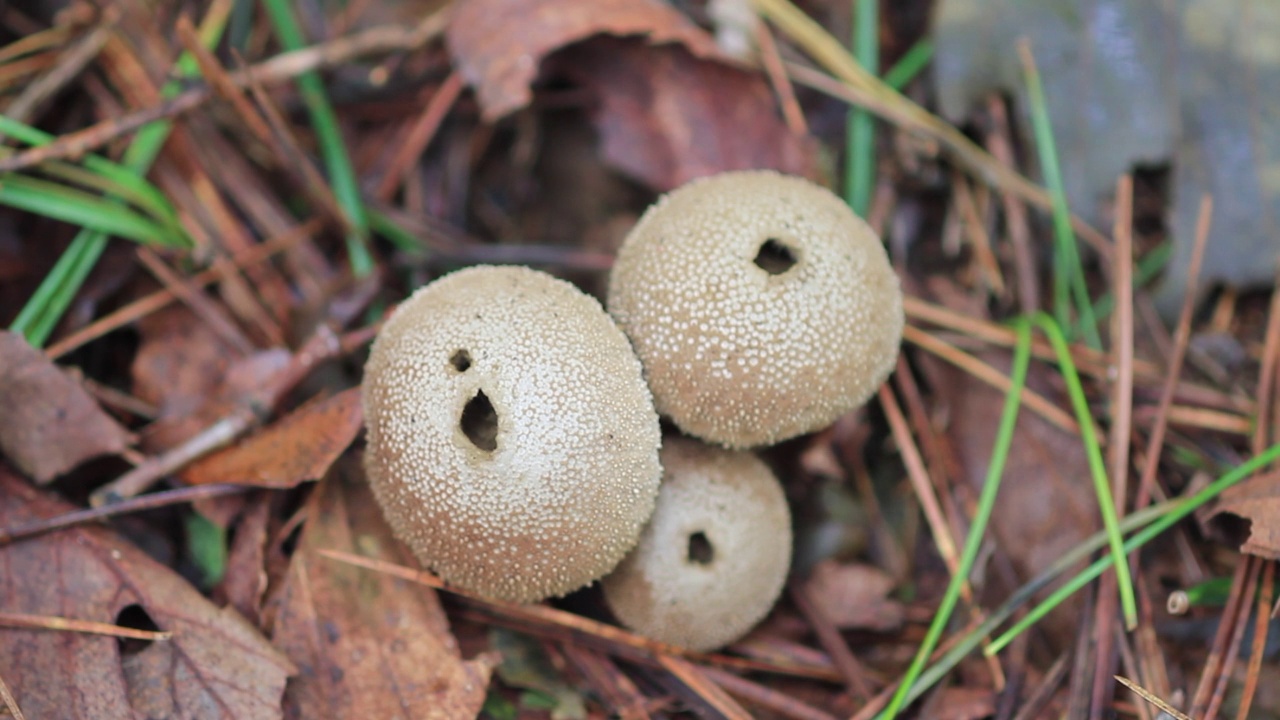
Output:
[601, 437, 792, 651]
[362, 265, 662, 603]
[607, 170, 904, 448]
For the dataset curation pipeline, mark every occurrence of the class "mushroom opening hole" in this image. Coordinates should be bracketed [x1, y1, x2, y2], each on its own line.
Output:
[754, 238, 798, 274]
[687, 531, 714, 565]
[460, 390, 498, 452]
[450, 349, 472, 372]
[115, 604, 161, 656]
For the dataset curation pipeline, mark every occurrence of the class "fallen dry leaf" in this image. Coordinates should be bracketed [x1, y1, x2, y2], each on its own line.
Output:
[0, 468, 294, 718]
[269, 459, 496, 719]
[131, 306, 290, 453]
[802, 560, 904, 632]
[180, 388, 363, 488]
[447, 0, 722, 121]
[131, 306, 235, 426]
[217, 496, 272, 626]
[926, 686, 997, 720]
[1210, 468, 1280, 560]
[560, 37, 818, 191]
[0, 330, 131, 482]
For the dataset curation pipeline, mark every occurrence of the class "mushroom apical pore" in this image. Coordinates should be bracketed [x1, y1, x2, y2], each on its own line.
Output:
[601, 437, 792, 651]
[608, 170, 904, 448]
[362, 265, 663, 603]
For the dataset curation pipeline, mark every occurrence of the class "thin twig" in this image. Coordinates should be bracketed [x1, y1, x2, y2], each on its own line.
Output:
[755, 22, 807, 136]
[1090, 174, 1135, 720]
[905, 296, 1248, 414]
[1235, 264, 1280, 717]
[1187, 558, 1251, 716]
[700, 666, 837, 720]
[1113, 621, 1152, 720]
[0, 483, 249, 546]
[1115, 675, 1191, 720]
[241, 56, 361, 238]
[902, 325, 1080, 435]
[136, 247, 255, 355]
[320, 549, 841, 682]
[878, 385, 964, 595]
[45, 220, 318, 359]
[0, 7, 452, 173]
[0, 611, 172, 641]
[1133, 196, 1213, 510]
[559, 645, 651, 720]
[985, 95, 1037, 313]
[1236, 560, 1276, 720]
[1010, 653, 1068, 720]
[5, 10, 115, 122]
[953, 172, 1005, 294]
[779, 57, 1112, 255]
[788, 584, 872, 700]
[657, 655, 753, 720]
[0, 668, 26, 720]
[1204, 557, 1262, 719]
[375, 71, 464, 201]
[89, 326, 342, 505]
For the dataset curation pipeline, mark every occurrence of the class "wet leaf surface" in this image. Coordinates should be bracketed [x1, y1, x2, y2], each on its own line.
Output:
[559, 37, 818, 190]
[801, 560, 904, 632]
[1211, 469, 1280, 559]
[131, 307, 290, 453]
[447, 0, 722, 120]
[269, 460, 497, 719]
[181, 388, 363, 489]
[0, 330, 130, 482]
[0, 468, 294, 719]
[216, 496, 273, 626]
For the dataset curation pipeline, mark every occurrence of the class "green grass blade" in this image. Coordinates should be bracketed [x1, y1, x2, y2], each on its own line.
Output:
[261, 0, 373, 277]
[1030, 312, 1136, 628]
[844, 0, 878, 216]
[33, 161, 181, 228]
[895, 498, 1178, 708]
[185, 512, 228, 587]
[882, 39, 933, 91]
[9, 233, 108, 346]
[1176, 577, 1234, 608]
[0, 115, 180, 226]
[369, 207, 423, 254]
[879, 320, 1033, 719]
[0, 114, 64, 145]
[8, 11, 229, 346]
[986, 441, 1280, 655]
[1019, 42, 1100, 349]
[0, 175, 181, 246]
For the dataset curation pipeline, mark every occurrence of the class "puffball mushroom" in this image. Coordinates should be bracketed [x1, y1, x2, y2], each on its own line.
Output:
[362, 265, 663, 603]
[608, 170, 903, 448]
[601, 437, 791, 651]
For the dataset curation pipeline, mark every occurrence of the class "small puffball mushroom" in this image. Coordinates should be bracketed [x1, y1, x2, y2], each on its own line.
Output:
[608, 170, 903, 448]
[362, 265, 663, 603]
[601, 437, 791, 651]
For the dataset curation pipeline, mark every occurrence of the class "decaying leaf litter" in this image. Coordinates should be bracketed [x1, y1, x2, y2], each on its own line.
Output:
[0, 0, 1277, 717]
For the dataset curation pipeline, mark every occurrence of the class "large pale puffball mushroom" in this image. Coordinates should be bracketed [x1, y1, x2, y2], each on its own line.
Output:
[362, 265, 663, 603]
[608, 170, 903, 448]
[601, 437, 792, 651]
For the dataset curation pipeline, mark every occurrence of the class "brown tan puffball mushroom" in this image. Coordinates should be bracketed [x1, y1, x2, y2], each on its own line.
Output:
[608, 170, 903, 448]
[601, 437, 791, 651]
[362, 265, 663, 603]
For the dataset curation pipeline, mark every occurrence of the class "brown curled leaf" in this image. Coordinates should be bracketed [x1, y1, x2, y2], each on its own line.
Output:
[0, 330, 131, 482]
